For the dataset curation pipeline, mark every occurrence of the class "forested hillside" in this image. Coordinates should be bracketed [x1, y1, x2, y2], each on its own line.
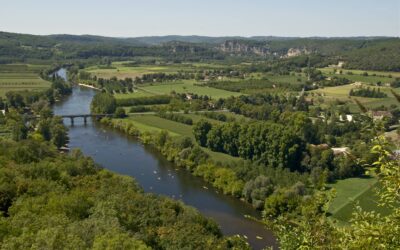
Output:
[0, 139, 248, 249]
[1, 31, 399, 71]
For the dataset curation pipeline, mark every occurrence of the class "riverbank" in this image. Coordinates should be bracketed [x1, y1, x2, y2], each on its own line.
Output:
[100, 117, 245, 197]
[78, 83, 102, 90]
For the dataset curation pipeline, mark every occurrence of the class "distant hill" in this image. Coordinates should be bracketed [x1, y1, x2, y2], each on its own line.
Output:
[0, 31, 399, 71]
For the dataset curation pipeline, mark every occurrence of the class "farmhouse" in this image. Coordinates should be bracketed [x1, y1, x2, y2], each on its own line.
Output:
[339, 114, 353, 122]
[369, 110, 393, 121]
[331, 147, 350, 156]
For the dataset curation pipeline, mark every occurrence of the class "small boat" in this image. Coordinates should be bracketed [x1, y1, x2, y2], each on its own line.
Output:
[59, 146, 70, 152]
[256, 236, 263, 240]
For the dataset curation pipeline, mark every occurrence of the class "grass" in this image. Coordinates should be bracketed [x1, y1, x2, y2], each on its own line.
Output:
[114, 89, 156, 99]
[319, 67, 398, 84]
[265, 73, 308, 84]
[312, 84, 400, 111]
[129, 115, 193, 137]
[114, 80, 242, 100]
[181, 113, 223, 124]
[327, 176, 392, 223]
[319, 67, 400, 78]
[0, 64, 51, 97]
[86, 65, 178, 79]
[85, 61, 232, 79]
[140, 81, 242, 99]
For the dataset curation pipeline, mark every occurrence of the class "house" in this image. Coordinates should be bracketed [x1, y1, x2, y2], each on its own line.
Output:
[369, 111, 393, 121]
[331, 147, 350, 156]
[339, 114, 353, 122]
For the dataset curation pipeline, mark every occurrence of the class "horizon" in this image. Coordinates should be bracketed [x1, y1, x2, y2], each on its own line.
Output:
[0, 0, 399, 37]
[1, 30, 399, 39]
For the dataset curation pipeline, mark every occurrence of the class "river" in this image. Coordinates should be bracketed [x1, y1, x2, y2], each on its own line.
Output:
[53, 70, 277, 249]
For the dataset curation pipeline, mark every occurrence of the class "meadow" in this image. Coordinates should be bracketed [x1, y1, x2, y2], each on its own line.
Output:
[319, 67, 398, 84]
[312, 83, 400, 111]
[85, 61, 235, 79]
[0, 64, 51, 97]
[327, 176, 391, 223]
[114, 80, 242, 100]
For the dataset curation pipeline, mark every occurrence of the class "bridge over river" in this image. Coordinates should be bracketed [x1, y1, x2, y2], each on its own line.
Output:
[60, 114, 113, 125]
[27, 113, 113, 125]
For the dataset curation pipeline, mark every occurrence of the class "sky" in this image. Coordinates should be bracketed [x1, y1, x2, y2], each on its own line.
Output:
[0, 0, 399, 37]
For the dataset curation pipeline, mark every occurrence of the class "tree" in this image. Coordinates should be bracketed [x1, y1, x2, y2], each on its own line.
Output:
[91, 93, 116, 114]
[270, 137, 400, 249]
[193, 120, 212, 146]
[51, 123, 68, 148]
[11, 120, 27, 141]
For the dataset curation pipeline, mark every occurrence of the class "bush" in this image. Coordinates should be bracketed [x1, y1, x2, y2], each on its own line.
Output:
[114, 107, 127, 118]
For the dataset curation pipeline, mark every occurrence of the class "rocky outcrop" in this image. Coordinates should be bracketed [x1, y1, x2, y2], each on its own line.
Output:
[283, 48, 311, 58]
[218, 40, 270, 56]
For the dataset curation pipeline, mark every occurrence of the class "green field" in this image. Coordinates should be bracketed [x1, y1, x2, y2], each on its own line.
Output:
[114, 80, 242, 100]
[142, 81, 241, 99]
[114, 88, 156, 99]
[319, 67, 398, 85]
[312, 83, 400, 111]
[265, 73, 308, 84]
[85, 61, 233, 79]
[320, 67, 400, 78]
[327, 176, 391, 223]
[0, 64, 51, 97]
[181, 113, 224, 124]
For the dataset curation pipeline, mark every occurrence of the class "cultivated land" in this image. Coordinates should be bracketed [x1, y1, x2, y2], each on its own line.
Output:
[0, 64, 51, 97]
[140, 81, 242, 99]
[85, 61, 235, 79]
[113, 80, 242, 100]
[328, 176, 391, 223]
[319, 67, 400, 79]
[312, 84, 400, 112]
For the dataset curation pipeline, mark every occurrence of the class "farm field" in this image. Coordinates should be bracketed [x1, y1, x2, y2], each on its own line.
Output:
[114, 88, 155, 99]
[114, 80, 242, 99]
[84, 61, 234, 79]
[319, 67, 400, 78]
[264, 73, 308, 84]
[142, 81, 242, 99]
[129, 115, 194, 137]
[181, 113, 224, 124]
[328, 176, 391, 223]
[312, 84, 400, 111]
[0, 64, 51, 97]
[319, 67, 398, 84]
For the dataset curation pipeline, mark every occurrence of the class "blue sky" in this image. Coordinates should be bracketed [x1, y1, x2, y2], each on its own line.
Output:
[0, 0, 399, 37]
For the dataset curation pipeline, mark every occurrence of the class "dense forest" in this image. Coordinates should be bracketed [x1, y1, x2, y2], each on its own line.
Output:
[0, 139, 249, 249]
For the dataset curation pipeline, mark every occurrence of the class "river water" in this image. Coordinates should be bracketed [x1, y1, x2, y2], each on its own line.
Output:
[53, 71, 277, 249]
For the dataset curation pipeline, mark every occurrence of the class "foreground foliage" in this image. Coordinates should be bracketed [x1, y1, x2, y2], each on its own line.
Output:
[0, 139, 249, 249]
[271, 137, 400, 249]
